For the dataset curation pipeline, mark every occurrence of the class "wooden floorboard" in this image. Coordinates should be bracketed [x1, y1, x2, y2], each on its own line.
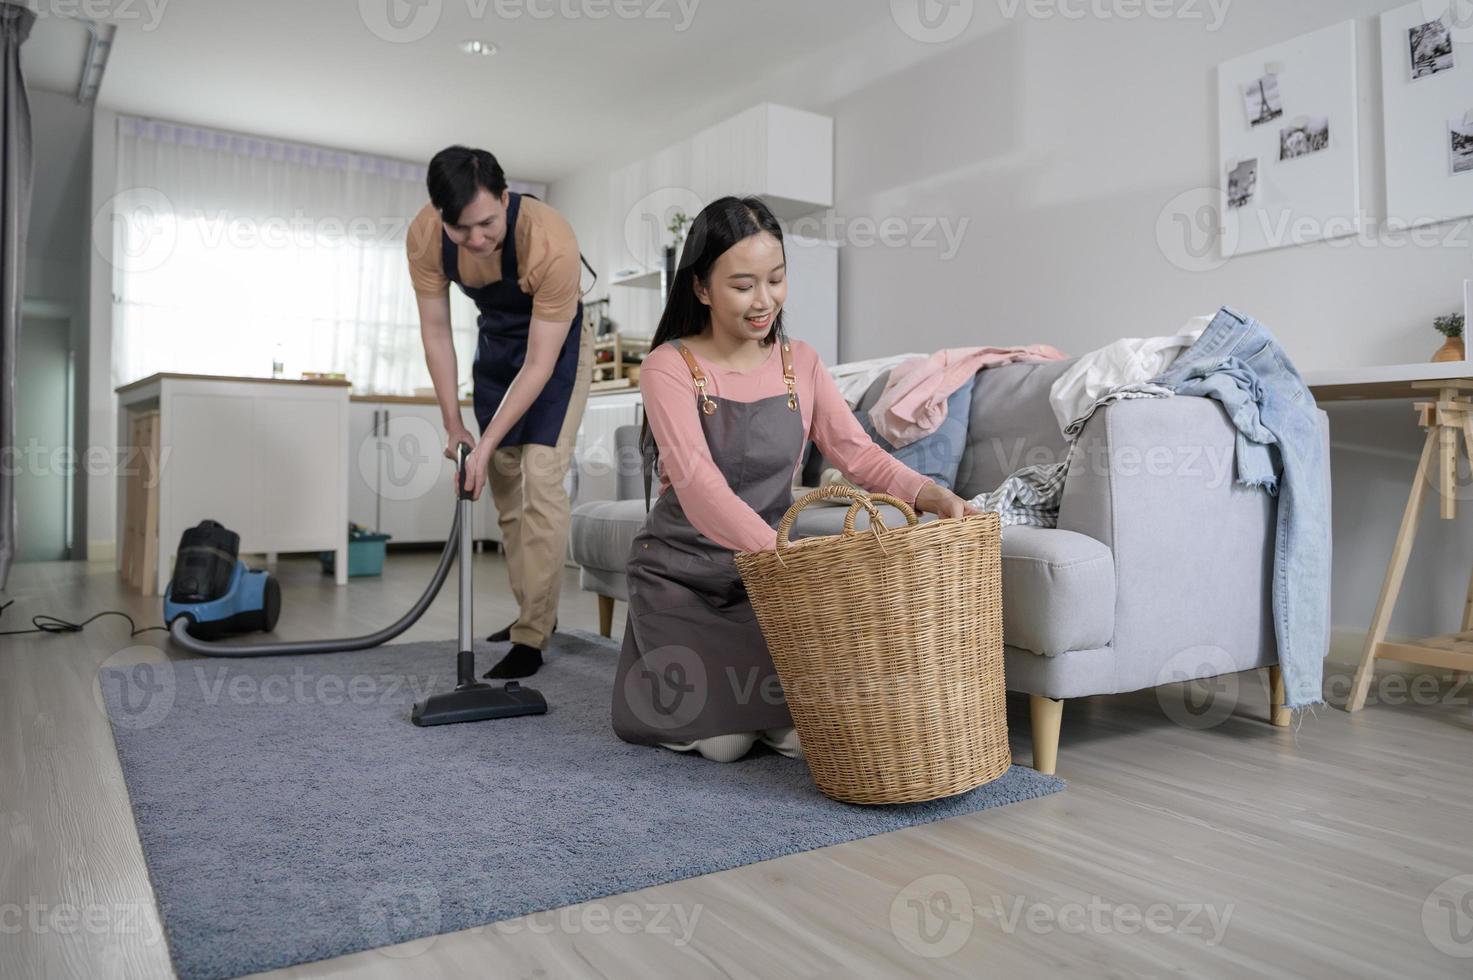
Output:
[2, 550, 1470, 979]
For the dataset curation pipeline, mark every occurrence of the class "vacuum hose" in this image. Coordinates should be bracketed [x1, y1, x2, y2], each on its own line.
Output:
[168, 450, 472, 656]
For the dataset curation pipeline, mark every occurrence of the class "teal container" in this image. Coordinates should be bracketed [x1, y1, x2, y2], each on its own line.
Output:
[320, 523, 391, 577]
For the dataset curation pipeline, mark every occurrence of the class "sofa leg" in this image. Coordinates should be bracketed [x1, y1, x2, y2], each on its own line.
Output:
[1267, 665, 1292, 728]
[1029, 695, 1063, 776]
[597, 595, 615, 638]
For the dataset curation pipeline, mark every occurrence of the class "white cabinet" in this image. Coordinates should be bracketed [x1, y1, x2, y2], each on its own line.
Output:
[115, 375, 351, 593]
[690, 104, 833, 218]
[608, 103, 836, 344]
[350, 399, 499, 545]
[782, 236, 839, 364]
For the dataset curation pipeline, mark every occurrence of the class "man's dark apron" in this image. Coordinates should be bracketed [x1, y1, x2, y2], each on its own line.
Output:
[612, 335, 805, 744]
[441, 191, 584, 447]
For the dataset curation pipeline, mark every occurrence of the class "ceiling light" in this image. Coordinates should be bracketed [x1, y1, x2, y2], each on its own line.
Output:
[460, 40, 498, 56]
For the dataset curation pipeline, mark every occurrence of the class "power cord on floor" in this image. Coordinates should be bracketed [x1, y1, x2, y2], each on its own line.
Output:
[0, 598, 170, 638]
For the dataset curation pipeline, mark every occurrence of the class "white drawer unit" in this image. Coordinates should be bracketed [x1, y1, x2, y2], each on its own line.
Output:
[350, 399, 500, 545]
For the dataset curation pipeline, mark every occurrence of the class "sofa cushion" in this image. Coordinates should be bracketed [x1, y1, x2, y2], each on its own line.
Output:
[801, 370, 893, 486]
[954, 358, 1077, 501]
[852, 375, 975, 491]
[572, 499, 1115, 658]
[998, 525, 1114, 657]
[569, 499, 648, 573]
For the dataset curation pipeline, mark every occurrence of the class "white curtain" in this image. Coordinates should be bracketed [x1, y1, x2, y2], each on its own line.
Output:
[110, 116, 487, 395]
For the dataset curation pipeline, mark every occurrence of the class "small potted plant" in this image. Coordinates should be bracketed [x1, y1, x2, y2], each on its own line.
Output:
[667, 209, 691, 248]
[662, 209, 691, 298]
[1433, 313, 1466, 363]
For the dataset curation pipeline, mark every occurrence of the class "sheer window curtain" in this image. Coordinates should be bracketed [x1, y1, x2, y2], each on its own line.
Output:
[110, 116, 484, 394]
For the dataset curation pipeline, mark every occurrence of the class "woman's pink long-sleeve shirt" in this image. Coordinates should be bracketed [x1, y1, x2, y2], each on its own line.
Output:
[640, 337, 934, 554]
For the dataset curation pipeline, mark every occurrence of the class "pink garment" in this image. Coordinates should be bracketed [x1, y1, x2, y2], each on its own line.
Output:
[869, 345, 1069, 448]
[640, 338, 933, 554]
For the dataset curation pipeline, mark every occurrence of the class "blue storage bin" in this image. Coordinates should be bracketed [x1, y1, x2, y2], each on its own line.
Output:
[320, 523, 391, 577]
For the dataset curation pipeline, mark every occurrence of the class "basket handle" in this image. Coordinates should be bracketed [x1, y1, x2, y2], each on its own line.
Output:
[775, 484, 918, 555]
[841, 494, 918, 536]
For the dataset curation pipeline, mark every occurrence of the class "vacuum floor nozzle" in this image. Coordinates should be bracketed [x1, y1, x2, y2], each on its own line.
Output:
[411, 680, 548, 727]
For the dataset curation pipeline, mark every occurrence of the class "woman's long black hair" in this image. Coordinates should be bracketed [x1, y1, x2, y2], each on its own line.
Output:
[639, 196, 787, 508]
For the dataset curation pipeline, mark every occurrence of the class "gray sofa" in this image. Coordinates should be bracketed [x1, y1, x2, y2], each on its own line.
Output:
[569, 357, 1330, 774]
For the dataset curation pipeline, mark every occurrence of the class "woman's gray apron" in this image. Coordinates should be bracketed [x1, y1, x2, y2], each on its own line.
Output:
[612, 335, 804, 745]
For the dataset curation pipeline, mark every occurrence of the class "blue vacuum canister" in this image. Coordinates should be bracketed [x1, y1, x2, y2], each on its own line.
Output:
[163, 519, 281, 638]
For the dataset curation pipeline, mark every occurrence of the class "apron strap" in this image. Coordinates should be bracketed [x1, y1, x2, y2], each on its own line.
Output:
[779, 336, 798, 412]
[674, 336, 798, 414]
[675, 340, 718, 416]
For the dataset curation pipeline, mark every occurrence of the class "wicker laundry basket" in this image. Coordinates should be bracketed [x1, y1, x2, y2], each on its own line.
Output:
[734, 485, 1008, 805]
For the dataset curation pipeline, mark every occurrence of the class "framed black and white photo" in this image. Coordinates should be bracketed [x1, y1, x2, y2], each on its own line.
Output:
[1451, 112, 1473, 175]
[1383, 2, 1473, 225]
[1242, 74, 1283, 127]
[1409, 17, 1455, 79]
[1227, 158, 1259, 208]
[1217, 20, 1360, 256]
[1280, 117, 1330, 160]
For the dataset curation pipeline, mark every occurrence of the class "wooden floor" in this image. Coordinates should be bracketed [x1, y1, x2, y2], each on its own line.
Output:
[3, 550, 1470, 979]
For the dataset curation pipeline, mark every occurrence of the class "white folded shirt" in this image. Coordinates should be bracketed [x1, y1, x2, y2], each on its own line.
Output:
[1049, 316, 1212, 436]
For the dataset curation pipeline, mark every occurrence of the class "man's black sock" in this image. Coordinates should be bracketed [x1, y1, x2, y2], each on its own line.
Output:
[486, 618, 557, 643]
[483, 643, 543, 679]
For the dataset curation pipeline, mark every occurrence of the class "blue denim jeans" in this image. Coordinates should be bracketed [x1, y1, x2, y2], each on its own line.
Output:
[1150, 306, 1329, 708]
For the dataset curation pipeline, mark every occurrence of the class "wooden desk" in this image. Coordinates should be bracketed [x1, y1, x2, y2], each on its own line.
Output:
[1305, 359, 1473, 402]
[1305, 364, 1473, 711]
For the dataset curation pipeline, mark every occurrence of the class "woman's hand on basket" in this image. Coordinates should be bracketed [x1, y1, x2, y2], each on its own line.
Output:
[915, 481, 984, 520]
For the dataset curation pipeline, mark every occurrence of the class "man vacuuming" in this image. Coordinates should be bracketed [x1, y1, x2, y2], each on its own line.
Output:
[407, 145, 593, 680]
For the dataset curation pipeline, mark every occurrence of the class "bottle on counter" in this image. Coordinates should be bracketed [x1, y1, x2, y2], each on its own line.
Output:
[271, 343, 284, 379]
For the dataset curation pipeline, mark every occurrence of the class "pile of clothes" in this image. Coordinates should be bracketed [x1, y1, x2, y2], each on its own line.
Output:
[968, 315, 1213, 527]
[841, 306, 1328, 710]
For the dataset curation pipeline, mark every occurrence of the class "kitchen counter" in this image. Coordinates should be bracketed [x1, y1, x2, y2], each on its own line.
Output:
[351, 382, 639, 405]
[115, 372, 352, 395]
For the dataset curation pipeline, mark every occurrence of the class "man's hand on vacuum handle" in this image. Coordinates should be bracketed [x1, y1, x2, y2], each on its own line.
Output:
[444, 425, 476, 463]
[458, 314, 575, 502]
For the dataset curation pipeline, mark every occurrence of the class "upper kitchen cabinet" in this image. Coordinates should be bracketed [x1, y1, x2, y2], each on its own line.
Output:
[606, 103, 836, 344]
[691, 104, 833, 219]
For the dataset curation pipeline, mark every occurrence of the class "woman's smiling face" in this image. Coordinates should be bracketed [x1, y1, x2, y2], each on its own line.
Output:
[693, 231, 787, 342]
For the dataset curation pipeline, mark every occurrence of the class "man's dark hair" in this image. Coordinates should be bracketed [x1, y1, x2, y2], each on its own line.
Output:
[426, 146, 507, 225]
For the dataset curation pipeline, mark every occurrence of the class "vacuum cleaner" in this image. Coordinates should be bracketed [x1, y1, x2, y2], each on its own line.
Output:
[163, 444, 548, 726]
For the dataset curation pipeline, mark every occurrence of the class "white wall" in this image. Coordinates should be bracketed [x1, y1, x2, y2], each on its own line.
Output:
[829, 0, 1470, 367]
[86, 108, 116, 563]
[557, 1, 1470, 366]
[550, 0, 1473, 644]
[25, 88, 93, 560]
[26, 89, 91, 302]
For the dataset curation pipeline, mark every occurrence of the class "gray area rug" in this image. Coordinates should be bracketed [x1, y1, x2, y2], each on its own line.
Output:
[100, 628, 1064, 980]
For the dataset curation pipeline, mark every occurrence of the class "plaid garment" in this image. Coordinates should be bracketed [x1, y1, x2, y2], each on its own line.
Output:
[968, 444, 1074, 529]
[969, 388, 1171, 528]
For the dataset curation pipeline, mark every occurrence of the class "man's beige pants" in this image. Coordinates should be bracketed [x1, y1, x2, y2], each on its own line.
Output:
[486, 317, 595, 650]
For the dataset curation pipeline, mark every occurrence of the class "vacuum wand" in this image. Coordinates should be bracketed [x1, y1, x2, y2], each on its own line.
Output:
[456, 442, 476, 688]
[409, 442, 549, 726]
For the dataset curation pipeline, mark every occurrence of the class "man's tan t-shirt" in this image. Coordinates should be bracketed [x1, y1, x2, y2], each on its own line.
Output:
[405, 195, 581, 323]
